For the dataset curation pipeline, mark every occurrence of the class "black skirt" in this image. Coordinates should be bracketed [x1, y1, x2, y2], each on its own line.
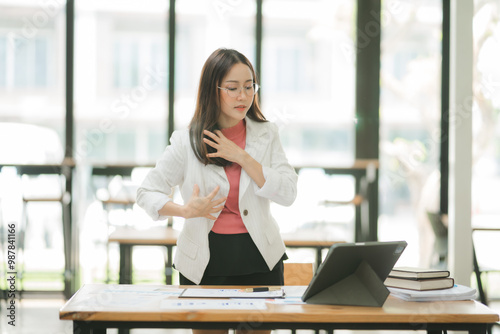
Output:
[180, 231, 287, 286]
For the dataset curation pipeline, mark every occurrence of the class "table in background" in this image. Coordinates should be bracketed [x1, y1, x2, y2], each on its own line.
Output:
[280, 231, 345, 269]
[108, 226, 179, 284]
[108, 226, 344, 284]
[60, 284, 499, 334]
[297, 159, 379, 242]
[93, 160, 379, 243]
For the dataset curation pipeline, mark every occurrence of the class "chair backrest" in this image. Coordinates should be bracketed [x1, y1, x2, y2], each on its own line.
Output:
[427, 211, 448, 237]
[284, 262, 314, 286]
[426, 211, 448, 266]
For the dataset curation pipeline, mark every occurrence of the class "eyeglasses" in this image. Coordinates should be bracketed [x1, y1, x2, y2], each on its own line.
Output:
[218, 83, 259, 98]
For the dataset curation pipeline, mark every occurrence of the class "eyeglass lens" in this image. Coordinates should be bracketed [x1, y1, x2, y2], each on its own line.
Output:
[225, 83, 258, 98]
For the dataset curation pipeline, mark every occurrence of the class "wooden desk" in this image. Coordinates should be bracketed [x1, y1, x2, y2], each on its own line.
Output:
[108, 227, 343, 285]
[60, 284, 499, 334]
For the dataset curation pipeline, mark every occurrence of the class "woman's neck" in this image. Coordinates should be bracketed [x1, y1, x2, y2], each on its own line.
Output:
[218, 117, 245, 129]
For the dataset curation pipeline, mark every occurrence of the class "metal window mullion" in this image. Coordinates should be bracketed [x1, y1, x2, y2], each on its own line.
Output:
[440, 0, 450, 215]
[255, 0, 262, 80]
[64, 0, 75, 299]
[355, 0, 381, 242]
[167, 0, 176, 143]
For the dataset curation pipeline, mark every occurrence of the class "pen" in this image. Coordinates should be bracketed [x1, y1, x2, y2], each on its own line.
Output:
[243, 287, 282, 292]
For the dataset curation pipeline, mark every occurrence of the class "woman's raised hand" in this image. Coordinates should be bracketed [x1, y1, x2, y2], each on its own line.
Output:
[184, 184, 226, 220]
[203, 130, 245, 164]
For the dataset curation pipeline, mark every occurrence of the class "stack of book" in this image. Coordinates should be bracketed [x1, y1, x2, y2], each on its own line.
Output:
[385, 267, 477, 301]
[384, 267, 454, 291]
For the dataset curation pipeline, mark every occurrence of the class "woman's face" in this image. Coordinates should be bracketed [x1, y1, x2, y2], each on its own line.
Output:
[218, 63, 254, 129]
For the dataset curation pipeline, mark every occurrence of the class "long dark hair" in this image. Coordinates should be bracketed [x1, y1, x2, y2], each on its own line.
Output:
[189, 48, 266, 166]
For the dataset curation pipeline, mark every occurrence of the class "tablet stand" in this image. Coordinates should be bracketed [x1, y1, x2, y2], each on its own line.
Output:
[305, 260, 389, 307]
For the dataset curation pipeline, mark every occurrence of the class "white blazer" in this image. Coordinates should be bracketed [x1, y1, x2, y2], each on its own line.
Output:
[137, 117, 298, 284]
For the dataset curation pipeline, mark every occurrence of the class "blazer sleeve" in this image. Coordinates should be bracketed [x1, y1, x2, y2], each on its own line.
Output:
[254, 123, 298, 206]
[136, 131, 186, 220]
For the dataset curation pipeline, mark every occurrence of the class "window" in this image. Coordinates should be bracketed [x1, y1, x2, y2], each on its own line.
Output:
[471, 0, 500, 297]
[0, 30, 52, 89]
[262, 0, 356, 167]
[379, 0, 442, 266]
[14, 37, 50, 87]
[74, 0, 168, 164]
[175, 0, 256, 130]
[0, 1, 65, 148]
[0, 36, 5, 86]
[113, 39, 140, 88]
[472, 1, 500, 220]
[262, 0, 356, 246]
[0, 0, 66, 292]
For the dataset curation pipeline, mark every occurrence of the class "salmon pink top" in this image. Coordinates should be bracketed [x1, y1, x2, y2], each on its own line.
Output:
[211, 119, 248, 234]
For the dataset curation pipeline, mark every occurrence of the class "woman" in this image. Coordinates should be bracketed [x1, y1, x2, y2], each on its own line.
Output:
[137, 48, 298, 292]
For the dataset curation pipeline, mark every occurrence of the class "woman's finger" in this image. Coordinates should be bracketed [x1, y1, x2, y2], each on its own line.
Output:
[212, 197, 226, 207]
[210, 205, 224, 213]
[192, 184, 200, 197]
[206, 152, 219, 158]
[203, 130, 219, 141]
[203, 137, 217, 148]
[213, 130, 225, 138]
[206, 185, 220, 200]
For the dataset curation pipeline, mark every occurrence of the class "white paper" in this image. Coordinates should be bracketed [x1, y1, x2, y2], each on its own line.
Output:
[99, 287, 185, 296]
[179, 288, 284, 299]
[160, 298, 267, 310]
[267, 286, 307, 304]
[269, 297, 305, 304]
[389, 284, 477, 302]
[71, 288, 185, 309]
[283, 285, 307, 298]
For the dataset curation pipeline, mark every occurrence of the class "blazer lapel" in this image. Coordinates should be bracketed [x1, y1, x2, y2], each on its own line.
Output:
[205, 163, 227, 183]
[239, 118, 269, 201]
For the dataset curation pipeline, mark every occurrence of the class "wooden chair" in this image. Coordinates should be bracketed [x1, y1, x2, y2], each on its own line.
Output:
[19, 172, 66, 295]
[284, 263, 315, 334]
[284, 262, 314, 286]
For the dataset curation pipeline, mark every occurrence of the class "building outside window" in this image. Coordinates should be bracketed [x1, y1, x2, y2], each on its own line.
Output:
[0, 0, 66, 291]
[1, 1, 499, 289]
[379, 0, 442, 267]
[471, 0, 500, 299]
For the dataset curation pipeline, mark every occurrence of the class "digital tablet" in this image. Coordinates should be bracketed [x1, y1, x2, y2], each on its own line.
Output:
[301, 240, 407, 306]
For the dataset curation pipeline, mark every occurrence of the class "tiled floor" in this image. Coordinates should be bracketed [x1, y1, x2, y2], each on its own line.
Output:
[1, 293, 499, 334]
